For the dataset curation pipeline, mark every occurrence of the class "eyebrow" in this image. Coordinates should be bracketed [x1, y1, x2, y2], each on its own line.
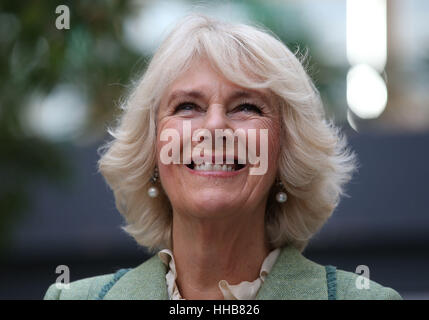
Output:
[166, 89, 269, 106]
[167, 90, 206, 106]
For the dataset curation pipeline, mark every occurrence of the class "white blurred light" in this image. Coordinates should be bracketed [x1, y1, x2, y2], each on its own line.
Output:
[123, 0, 190, 55]
[346, 0, 386, 71]
[123, 0, 252, 55]
[347, 64, 387, 119]
[23, 84, 88, 142]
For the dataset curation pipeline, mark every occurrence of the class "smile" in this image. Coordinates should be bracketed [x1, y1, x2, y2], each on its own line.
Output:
[159, 120, 268, 175]
[186, 160, 246, 172]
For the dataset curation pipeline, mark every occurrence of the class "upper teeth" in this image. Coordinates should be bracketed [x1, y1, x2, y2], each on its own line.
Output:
[194, 163, 235, 172]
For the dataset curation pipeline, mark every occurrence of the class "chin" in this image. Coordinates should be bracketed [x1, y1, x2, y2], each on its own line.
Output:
[186, 190, 244, 218]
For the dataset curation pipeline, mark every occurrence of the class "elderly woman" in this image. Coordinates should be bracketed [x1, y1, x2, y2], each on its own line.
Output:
[44, 14, 401, 300]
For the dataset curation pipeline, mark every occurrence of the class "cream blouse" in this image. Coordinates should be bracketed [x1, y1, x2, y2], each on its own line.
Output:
[158, 248, 281, 300]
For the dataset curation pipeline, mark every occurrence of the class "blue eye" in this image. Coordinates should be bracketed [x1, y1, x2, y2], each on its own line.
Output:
[174, 103, 197, 113]
[236, 103, 262, 115]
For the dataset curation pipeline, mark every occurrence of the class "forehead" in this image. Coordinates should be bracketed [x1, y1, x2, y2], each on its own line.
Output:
[162, 58, 272, 104]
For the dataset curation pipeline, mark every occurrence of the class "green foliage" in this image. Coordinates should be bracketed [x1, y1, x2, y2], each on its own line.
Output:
[0, 0, 142, 251]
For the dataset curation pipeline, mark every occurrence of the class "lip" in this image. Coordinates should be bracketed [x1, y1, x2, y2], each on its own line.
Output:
[183, 163, 248, 177]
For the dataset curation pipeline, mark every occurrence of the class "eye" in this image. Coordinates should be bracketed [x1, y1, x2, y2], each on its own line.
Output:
[174, 102, 199, 114]
[234, 103, 262, 115]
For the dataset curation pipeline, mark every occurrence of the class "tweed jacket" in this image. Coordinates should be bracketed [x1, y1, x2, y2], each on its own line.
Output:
[44, 245, 402, 300]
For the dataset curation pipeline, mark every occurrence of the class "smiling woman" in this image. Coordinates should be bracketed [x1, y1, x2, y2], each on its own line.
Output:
[44, 13, 402, 300]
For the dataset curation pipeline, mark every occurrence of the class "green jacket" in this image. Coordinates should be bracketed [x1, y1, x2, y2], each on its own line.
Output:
[44, 245, 402, 300]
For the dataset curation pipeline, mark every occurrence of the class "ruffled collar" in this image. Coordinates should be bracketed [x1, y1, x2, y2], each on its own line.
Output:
[158, 248, 280, 300]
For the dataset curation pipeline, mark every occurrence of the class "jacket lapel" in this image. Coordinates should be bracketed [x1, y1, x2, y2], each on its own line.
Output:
[104, 253, 169, 300]
[104, 245, 328, 300]
[256, 245, 328, 300]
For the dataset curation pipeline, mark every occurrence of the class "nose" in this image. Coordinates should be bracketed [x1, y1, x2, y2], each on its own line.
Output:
[202, 103, 230, 133]
[193, 103, 235, 163]
[195, 104, 231, 158]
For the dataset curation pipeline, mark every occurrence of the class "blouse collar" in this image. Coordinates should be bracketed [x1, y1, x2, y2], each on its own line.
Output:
[158, 247, 281, 300]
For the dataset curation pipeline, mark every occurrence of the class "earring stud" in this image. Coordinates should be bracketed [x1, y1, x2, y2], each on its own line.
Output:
[147, 167, 159, 198]
[275, 178, 287, 203]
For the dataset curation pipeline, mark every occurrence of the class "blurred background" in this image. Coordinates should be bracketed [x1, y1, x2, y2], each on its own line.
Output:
[0, 0, 428, 299]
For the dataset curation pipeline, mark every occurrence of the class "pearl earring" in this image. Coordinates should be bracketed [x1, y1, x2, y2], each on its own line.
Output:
[147, 167, 159, 198]
[275, 178, 288, 203]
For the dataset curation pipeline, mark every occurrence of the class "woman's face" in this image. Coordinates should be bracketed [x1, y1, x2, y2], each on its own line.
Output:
[156, 59, 281, 219]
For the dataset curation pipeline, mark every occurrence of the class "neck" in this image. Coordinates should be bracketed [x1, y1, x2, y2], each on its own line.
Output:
[170, 205, 270, 300]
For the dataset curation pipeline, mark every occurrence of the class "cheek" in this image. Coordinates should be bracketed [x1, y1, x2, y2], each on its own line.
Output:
[156, 119, 184, 188]
[267, 125, 281, 165]
[156, 118, 182, 148]
[238, 118, 281, 170]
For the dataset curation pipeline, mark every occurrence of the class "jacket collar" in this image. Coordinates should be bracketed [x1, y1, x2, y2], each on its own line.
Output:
[255, 245, 328, 299]
[104, 245, 328, 300]
[104, 252, 169, 299]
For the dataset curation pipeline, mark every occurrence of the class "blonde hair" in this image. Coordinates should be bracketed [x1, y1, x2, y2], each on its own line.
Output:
[98, 14, 357, 252]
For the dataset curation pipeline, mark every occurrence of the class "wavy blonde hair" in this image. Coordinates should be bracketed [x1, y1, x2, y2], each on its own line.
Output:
[98, 14, 357, 252]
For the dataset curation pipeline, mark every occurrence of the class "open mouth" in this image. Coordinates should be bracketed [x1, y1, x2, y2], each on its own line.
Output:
[186, 160, 246, 172]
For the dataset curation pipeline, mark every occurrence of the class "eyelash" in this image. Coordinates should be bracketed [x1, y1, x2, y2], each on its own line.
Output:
[173, 101, 263, 115]
[173, 102, 200, 113]
[235, 103, 263, 115]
